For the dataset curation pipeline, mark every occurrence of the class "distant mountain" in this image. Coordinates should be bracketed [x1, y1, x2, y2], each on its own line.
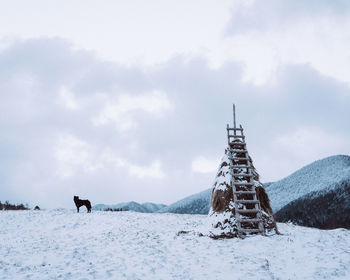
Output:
[93, 202, 167, 213]
[156, 184, 277, 215]
[142, 202, 168, 213]
[266, 155, 350, 212]
[157, 189, 211, 214]
[92, 155, 350, 230]
[156, 155, 350, 224]
[275, 179, 350, 229]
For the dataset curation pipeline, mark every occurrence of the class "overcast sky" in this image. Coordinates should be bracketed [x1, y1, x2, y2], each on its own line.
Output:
[0, 0, 349, 208]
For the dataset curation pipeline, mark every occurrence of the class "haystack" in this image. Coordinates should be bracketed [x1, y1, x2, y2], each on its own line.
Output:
[208, 106, 279, 238]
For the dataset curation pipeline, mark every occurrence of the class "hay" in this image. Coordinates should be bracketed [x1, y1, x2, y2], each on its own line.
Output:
[208, 148, 279, 238]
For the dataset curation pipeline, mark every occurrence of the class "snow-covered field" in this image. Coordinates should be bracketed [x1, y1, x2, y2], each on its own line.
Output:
[0, 210, 349, 280]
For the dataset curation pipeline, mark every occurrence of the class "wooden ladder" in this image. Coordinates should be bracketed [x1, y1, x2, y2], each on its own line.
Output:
[227, 105, 264, 238]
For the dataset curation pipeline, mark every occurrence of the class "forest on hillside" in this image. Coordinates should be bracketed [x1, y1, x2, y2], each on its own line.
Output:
[275, 180, 350, 229]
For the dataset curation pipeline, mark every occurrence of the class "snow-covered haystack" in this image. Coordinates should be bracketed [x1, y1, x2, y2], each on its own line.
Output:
[208, 147, 278, 239]
[208, 148, 236, 238]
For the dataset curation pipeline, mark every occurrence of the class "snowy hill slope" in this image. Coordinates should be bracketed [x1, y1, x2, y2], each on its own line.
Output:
[91, 155, 350, 219]
[276, 179, 350, 229]
[93, 201, 167, 213]
[157, 155, 350, 218]
[266, 155, 350, 212]
[142, 202, 168, 212]
[0, 210, 349, 279]
[157, 188, 211, 214]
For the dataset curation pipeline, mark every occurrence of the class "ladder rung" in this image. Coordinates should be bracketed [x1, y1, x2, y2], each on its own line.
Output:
[227, 128, 243, 131]
[232, 157, 249, 161]
[230, 149, 247, 153]
[235, 200, 260, 204]
[239, 228, 262, 233]
[237, 209, 259, 213]
[234, 191, 256, 194]
[233, 174, 253, 178]
[233, 182, 253, 186]
[232, 165, 250, 169]
[228, 135, 245, 138]
[230, 142, 246, 145]
[237, 219, 262, 223]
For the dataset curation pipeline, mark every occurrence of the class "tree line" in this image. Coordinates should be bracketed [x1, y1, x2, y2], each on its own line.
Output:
[0, 201, 29, 210]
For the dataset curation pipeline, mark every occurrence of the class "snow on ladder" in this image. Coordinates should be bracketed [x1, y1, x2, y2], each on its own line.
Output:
[227, 104, 265, 238]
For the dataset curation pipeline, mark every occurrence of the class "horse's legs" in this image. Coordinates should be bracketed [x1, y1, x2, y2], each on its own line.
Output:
[77, 206, 80, 213]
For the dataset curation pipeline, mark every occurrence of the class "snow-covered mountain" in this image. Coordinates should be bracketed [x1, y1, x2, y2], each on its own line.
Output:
[157, 155, 350, 223]
[275, 179, 350, 229]
[142, 202, 168, 213]
[93, 201, 167, 213]
[157, 188, 211, 214]
[92, 189, 212, 215]
[92, 155, 350, 224]
[266, 155, 350, 212]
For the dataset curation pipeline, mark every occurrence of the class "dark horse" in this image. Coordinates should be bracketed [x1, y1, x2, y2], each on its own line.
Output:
[73, 196, 92, 213]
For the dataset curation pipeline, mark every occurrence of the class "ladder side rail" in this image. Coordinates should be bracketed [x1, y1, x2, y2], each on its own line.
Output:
[228, 148, 242, 237]
[247, 158, 265, 235]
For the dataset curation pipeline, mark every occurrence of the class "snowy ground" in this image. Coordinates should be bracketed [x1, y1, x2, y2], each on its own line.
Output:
[0, 210, 349, 280]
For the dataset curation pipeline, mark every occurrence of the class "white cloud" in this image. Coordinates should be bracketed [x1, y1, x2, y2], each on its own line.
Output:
[57, 87, 79, 110]
[0, 0, 232, 66]
[54, 134, 102, 178]
[273, 126, 348, 161]
[209, 24, 350, 86]
[192, 156, 219, 173]
[2, 0, 350, 87]
[1, 36, 349, 208]
[54, 135, 166, 180]
[93, 90, 172, 131]
[246, 125, 350, 183]
[252, 126, 350, 181]
[212, 1, 350, 86]
[101, 150, 166, 180]
[118, 159, 166, 180]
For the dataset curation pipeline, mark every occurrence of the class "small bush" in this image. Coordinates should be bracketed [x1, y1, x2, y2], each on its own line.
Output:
[104, 208, 123, 212]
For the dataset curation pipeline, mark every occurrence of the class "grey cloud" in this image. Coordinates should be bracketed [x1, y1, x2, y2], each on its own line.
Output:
[227, 0, 350, 34]
[0, 38, 349, 208]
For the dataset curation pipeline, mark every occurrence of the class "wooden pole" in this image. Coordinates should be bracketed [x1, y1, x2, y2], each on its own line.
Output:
[233, 104, 236, 136]
[227, 124, 230, 145]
